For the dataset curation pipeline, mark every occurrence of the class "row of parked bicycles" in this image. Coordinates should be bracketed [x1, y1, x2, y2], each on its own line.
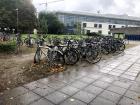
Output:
[0, 32, 38, 47]
[0, 32, 11, 41]
[34, 35, 126, 67]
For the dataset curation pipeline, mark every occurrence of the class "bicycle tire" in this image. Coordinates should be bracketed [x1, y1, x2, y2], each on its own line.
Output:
[34, 48, 42, 63]
[49, 50, 65, 67]
[86, 48, 99, 64]
[64, 48, 79, 65]
[118, 43, 125, 52]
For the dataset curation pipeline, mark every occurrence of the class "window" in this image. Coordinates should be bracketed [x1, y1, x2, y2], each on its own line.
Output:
[83, 23, 87, 27]
[108, 25, 112, 29]
[122, 26, 125, 28]
[98, 30, 102, 34]
[113, 25, 116, 28]
[108, 31, 111, 35]
[87, 30, 90, 34]
[94, 24, 98, 28]
[99, 24, 102, 28]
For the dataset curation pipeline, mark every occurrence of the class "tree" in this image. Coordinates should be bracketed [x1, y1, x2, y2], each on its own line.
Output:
[38, 12, 65, 34]
[0, 0, 36, 33]
[38, 12, 48, 34]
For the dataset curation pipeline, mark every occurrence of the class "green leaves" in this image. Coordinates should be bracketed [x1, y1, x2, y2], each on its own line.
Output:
[0, 0, 36, 33]
[38, 12, 65, 34]
[38, 11, 48, 34]
[0, 41, 16, 53]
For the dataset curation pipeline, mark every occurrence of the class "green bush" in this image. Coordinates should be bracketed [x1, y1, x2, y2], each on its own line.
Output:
[0, 41, 16, 53]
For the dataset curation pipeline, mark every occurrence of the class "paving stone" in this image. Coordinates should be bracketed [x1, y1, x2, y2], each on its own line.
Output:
[45, 91, 69, 104]
[60, 76, 76, 84]
[111, 69, 124, 74]
[116, 66, 128, 71]
[92, 80, 110, 89]
[73, 91, 96, 103]
[84, 85, 103, 95]
[37, 78, 49, 85]
[60, 98, 87, 105]
[99, 77, 114, 83]
[99, 90, 121, 103]
[30, 98, 54, 105]
[124, 72, 138, 77]
[118, 97, 138, 105]
[105, 65, 116, 69]
[128, 69, 140, 73]
[24, 81, 45, 90]
[79, 77, 96, 84]
[102, 67, 113, 71]
[47, 80, 66, 90]
[130, 83, 140, 93]
[90, 97, 116, 105]
[108, 71, 122, 76]
[131, 67, 140, 70]
[121, 74, 136, 80]
[100, 70, 110, 73]
[107, 85, 126, 95]
[112, 80, 131, 89]
[70, 81, 88, 89]
[59, 86, 79, 96]
[125, 90, 140, 101]
[33, 86, 55, 96]
[88, 74, 101, 80]
[16, 91, 41, 105]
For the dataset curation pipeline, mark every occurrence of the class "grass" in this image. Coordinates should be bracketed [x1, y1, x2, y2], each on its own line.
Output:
[21, 34, 88, 41]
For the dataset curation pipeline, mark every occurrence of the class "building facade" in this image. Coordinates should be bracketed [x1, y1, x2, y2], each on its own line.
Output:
[56, 11, 140, 34]
[81, 22, 125, 35]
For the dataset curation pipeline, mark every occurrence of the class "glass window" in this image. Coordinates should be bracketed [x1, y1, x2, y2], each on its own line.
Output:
[94, 24, 98, 28]
[83, 23, 87, 27]
[113, 25, 116, 28]
[99, 24, 102, 28]
[87, 30, 90, 33]
[108, 25, 112, 29]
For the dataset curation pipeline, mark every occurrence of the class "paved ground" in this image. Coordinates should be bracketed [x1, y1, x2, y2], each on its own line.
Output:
[0, 46, 140, 105]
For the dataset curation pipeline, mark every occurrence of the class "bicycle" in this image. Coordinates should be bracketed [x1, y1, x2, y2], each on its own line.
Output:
[34, 41, 65, 67]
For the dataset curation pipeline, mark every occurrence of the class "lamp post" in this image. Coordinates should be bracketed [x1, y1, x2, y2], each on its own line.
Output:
[15, 8, 19, 33]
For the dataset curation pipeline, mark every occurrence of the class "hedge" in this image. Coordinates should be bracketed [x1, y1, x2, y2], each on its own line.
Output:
[0, 41, 16, 53]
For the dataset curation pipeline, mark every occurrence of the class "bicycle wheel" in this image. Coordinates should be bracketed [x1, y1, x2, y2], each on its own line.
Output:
[86, 48, 101, 64]
[24, 38, 29, 46]
[110, 44, 117, 54]
[118, 43, 125, 52]
[64, 48, 79, 65]
[49, 50, 65, 67]
[101, 45, 110, 55]
[91, 51, 102, 64]
[34, 48, 42, 63]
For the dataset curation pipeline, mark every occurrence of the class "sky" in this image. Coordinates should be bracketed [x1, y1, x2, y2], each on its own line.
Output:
[32, 0, 140, 17]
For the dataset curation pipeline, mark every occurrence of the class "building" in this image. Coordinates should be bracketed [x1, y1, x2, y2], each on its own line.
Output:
[110, 27, 140, 40]
[56, 11, 140, 34]
[81, 22, 126, 35]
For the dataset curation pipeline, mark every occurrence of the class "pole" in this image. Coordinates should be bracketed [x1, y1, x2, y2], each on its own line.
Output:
[15, 8, 20, 54]
[16, 8, 19, 33]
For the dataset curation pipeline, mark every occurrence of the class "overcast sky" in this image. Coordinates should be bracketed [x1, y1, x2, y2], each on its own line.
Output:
[32, 0, 140, 17]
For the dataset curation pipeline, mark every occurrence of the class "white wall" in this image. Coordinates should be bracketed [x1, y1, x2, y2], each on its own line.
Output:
[81, 22, 125, 35]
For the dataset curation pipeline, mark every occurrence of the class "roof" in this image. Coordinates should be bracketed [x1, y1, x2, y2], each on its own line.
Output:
[56, 11, 140, 22]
